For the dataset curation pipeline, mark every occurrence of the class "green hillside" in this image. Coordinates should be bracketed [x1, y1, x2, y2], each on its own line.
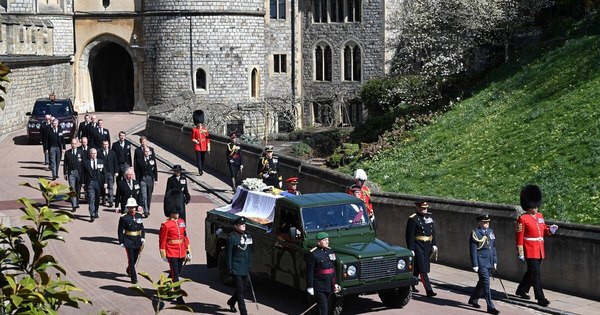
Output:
[351, 35, 600, 225]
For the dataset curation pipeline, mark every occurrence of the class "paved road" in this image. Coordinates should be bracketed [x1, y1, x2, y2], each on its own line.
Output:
[0, 113, 544, 315]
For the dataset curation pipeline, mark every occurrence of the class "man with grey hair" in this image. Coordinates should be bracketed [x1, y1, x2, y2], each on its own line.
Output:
[114, 167, 141, 214]
[82, 148, 108, 222]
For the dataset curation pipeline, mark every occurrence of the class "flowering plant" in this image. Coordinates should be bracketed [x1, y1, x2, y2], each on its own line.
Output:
[242, 178, 268, 191]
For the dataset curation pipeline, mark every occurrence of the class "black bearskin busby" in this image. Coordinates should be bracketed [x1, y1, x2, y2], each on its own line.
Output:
[193, 109, 205, 125]
[520, 184, 543, 210]
[164, 189, 185, 217]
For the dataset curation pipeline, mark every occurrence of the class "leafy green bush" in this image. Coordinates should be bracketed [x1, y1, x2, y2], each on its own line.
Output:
[326, 143, 360, 168]
[304, 129, 350, 157]
[291, 142, 312, 158]
[361, 76, 440, 115]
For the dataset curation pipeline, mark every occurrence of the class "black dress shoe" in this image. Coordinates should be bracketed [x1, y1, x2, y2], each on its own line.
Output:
[176, 297, 185, 305]
[199, 170, 204, 176]
[94, 213, 99, 218]
[131, 279, 138, 284]
[90, 217, 95, 223]
[227, 301, 237, 312]
[412, 285, 420, 293]
[537, 298, 550, 307]
[487, 308, 500, 314]
[72, 207, 77, 212]
[426, 290, 437, 297]
[108, 203, 113, 207]
[468, 300, 481, 308]
[126, 267, 130, 276]
[515, 291, 531, 300]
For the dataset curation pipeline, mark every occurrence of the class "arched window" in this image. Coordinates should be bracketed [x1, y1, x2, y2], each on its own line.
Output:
[251, 68, 259, 98]
[195, 68, 207, 90]
[342, 43, 361, 81]
[315, 43, 332, 82]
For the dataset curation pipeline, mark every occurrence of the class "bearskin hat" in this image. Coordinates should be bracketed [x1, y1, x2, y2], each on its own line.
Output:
[164, 189, 185, 217]
[193, 109, 205, 125]
[520, 184, 543, 210]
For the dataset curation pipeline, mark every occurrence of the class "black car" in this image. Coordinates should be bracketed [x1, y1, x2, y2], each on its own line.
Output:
[26, 97, 78, 144]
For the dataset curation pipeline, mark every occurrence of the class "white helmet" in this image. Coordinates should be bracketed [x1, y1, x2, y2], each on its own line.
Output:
[354, 169, 367, 181]
[125, 198, 138, 208]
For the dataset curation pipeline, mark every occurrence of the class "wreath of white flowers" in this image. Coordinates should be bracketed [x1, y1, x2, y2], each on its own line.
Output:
[241, 178, 268, 192]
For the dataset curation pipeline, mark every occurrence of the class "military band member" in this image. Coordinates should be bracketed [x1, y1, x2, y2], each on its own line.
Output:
[63, 138, 83, 212]
[468, 214, 499, 314]
[226, 132, 243, 191]
[114, 167, 142, 214]
[347, 169, 374, 222]
[515, 185, 558, 307]
[118, 198, 145, 284]
[165, 165, 191, 222]
[306, 232, 341, 315]
[82, 148, 108, 222]
[159, 190, 191, 304]
[135, 146, 158, 217]
[111, 131, 133, 182]
[257, 145, 282, 188]
[405, 201, 438, 297]
[226, 216, 253, 315]
[191, 110, 210, 176]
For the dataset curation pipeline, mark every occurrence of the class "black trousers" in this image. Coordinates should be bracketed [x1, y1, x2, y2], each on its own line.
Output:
[414, 269, 433, 292]
[517, 258, 545, 300]
[125, 247, 140, 282]
[315, 291, 331, 315]
[470, 267, 495, 309]
[167, 257, 185, 282]
[228, 275, 248, 315]
[196, 151, 207, 173]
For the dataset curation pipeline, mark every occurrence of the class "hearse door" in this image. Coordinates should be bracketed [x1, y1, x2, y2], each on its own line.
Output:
[271, 207, 305, 290]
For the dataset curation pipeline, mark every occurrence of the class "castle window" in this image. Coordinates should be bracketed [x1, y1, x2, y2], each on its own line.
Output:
[315, 43, 332, 82]
[195, 69, 207, 90]
[313, 0, 327, 23]
[342, 43, 361, 81]
[251, 68, 260, 98]
[270, 0, 286, 20]
[103, 0, 110, 9]
[31, 29, 37, 43]
[274, 54, 287, 73]
[313, 0, 361, 23]
[346, 0, 362, 22]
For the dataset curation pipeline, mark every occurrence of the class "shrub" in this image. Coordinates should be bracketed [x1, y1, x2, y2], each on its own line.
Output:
[291, 142, 312, 158]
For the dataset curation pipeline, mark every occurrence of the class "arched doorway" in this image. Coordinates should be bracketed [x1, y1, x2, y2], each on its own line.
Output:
[89, 42, 134, 111]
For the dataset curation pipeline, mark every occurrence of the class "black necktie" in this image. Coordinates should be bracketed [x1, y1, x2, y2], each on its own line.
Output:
[93, 160, 96, 170]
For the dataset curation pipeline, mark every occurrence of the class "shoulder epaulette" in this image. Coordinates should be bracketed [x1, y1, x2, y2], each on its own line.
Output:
[409, 213, 417, 218]
[120, 213, 127, 217]
[310, 247, 317, 252]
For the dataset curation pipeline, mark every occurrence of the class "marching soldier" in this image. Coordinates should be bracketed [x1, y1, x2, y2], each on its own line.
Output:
[135, 146, 158, 217]
[226, 216, 253, 315]
[63, 138, 83, 212]
[165, 165, 191, 222]
[114, 167, 141, 214]
[159, 190, 191, 304]
[118, 198, 145, 284]
[111, 131, 133, 182]
[468, 214, 500, 314]
[191, 110, 210, 175]
[405, 201, 438, 297]
[82, 148, 108, 222]
[285, 177, 301, 196]
[515, 184, 558, 307]
[226, 132, 243, 191]
[306, 232, 341, 315]
[257, 145, 281, 188]
[347, 169, 374, 222]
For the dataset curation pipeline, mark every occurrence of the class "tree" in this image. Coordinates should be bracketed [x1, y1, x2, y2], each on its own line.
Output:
[0, 62, 10, 110]
[0, 179, 90, 314]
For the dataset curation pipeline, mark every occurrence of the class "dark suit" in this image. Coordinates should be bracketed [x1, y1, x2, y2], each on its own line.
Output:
[118, 211, 145, 283]
[134, 155, 158, 215]
[91, 127, 110, 149]
[227, 231, 253, 315]
[82, 158, 108, 219]
[306, 246, 337, 315]
[134, 146, 155, 165]
[77, 121, 91, 139]
[115, 179, 142, 214]
[45, 126, 65, 179]
[406, 212, 436, 293]
[469, 227, 498, 311]
[40, 121, 51, 164]
[166, 175, 191, 221]
[63, 147, 84, 208]
[111, 140, 133, 181]
[100, 148, 118, 205]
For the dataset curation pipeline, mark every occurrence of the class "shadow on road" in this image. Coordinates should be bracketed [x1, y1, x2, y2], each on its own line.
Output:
[17, 161, 46, 164]
[18, 174, 49, 179]
[80, 236, 119, 245]
[100, 284, 144, 297]
[79, 270, 130, 284]
[13, 135, 31, 146]
[20, 166, 48, 171]
[184, 302, 230, 314]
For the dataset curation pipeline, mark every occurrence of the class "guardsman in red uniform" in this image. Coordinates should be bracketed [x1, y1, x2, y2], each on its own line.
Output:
[347, 169, 374, 221]
[406, 201, 438, 297]
[305, 232, 341, 315]
[515, 184, 558, 307]
[159, 190, 191, 304]
[191, 110, 210, 175]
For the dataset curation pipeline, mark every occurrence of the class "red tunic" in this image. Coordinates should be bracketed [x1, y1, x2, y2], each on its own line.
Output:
[347, 185, 374, 217]
[515, 212, 551, 259]
[192, 126, 210, 152]
[159, 218, 190, 258]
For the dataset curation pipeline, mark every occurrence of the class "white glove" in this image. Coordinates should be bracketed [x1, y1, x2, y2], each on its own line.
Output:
[186, 253, 192, 262]
[141, 238, 145, 243]
[432, 245, 438, 253]
[494, 263, 497, 270]
[307, 287, 314, 296]
[334, 284, 341, 293]
[518, 255, 525, 262]
[120, 244, 125, 248]
[240, 165, 244, 170]
[278, 181, 282, 188]
[549, 224, 558, 234]
[262, 173, 269, 179]
[162, 257, 168, 262]
[472, 267, 479, 272]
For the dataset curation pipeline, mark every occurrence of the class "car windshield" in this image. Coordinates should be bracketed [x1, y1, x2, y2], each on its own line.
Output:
[301, 202, 370, 232]
[32, 100, 72, 117]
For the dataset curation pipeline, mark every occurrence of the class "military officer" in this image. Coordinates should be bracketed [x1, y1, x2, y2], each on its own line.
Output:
[165, 165, 191, 222]
[63, 138, 83, 212]
[515, 184, 558, 307]
[114, 167, 142, 214]
[468, 214, 500, 314]
[159, 190, 191, 304]
[118, 198, 145, 284]
[284, 177, 301, 196]
[226, 132, 243, 191]
[306, 232, 341, 315]
[405, 200, 438, 297]
[347, 169, 374, 222]
[257, 145, 282, 188]
[226, 216, 253, 315]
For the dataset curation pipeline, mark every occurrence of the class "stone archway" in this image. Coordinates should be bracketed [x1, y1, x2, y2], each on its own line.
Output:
[89, 42, 134, 111]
